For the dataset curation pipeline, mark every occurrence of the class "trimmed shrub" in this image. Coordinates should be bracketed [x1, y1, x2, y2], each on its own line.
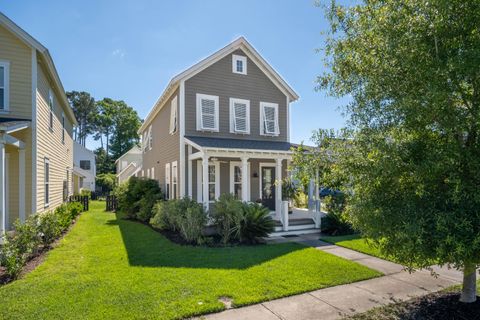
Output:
[115, 177, 162, 221]
[212, 194, 243, 244]
[321, 193, 354, 235]
[234, 203, 275, 244]
[293, 191, 308, 209]
[36, 212, 61, 247]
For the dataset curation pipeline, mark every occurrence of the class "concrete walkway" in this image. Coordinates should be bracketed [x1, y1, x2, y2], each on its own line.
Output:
[201, 235, 463, 320]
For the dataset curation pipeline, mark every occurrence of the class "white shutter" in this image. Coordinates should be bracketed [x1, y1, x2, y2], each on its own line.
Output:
[201, 99, 216, 129]
[196, 94, 219, 131]
[230, 98, 250, 133]
[169, 96, 177, 134]
[261, 103, 279, 135]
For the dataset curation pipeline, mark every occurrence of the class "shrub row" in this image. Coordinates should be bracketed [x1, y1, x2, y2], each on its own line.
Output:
[0, 202, 83, 280]
[115, 178, 275, 246]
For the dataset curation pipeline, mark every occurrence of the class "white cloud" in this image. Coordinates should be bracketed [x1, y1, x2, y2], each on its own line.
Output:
[111, 49, 126, 59]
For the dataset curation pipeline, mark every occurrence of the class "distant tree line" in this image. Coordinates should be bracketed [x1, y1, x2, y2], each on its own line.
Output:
[66, 91, 141, 174]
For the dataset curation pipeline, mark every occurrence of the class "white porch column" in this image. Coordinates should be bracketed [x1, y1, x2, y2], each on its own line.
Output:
[241, 157, 249, 202]
[275, 158, 283, 218]
[187, 145, 192, 198]
[202, 155, 209, 211]
[0, 141, 5, 237]
[18, 149, 26, 222]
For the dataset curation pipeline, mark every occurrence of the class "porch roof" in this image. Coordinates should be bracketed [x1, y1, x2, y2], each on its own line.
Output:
[185, 136, 299, 152]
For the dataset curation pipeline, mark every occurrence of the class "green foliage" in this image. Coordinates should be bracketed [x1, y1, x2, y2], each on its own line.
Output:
[66, 91, 96, 146]
[321, 194, 354, 236]
[95, 173, 116, 193]
[212, 193, 243, 244]
[149, 201, 170, 230]
[233, 203, 275, 244]
[80, 189, 91, 198]
[0, 203, 83, 280]
[293, 191, 308, 209]
[115, 177, 162, 221]
[320, 0, 480, 298]
[276, 177, 298, 201]
[94, 148, 115, 175]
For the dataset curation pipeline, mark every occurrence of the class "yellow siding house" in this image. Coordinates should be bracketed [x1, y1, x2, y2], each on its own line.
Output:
[0, 12, 77, 236]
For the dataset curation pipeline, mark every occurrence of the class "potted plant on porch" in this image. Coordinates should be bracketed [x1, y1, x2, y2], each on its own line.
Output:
[278, 177, 297, 214]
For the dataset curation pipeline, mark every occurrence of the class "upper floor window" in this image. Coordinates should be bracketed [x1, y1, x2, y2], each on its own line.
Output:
[148, 126, 153, 150]
[80, 160, 91, 170]
[232, 55, 247, 75]
[0, 61, 10, 111]
[229, 98, 250, 134]
[169, 96, 178, 134]
[48, 89, 54, 130]
[196, 93, 219, 132]
[62, 113, 65, 143]
[260, 102, 279, 136]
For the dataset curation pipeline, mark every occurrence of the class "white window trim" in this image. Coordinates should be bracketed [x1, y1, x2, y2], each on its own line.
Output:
[0, 60, 10, 112]
[44, 157, 50, 208]
[171, 161, 178, 199]
[169, 96, 178, 135]
[48, 89, 54, 131]
[148, 126, 152, 150]
[229, 161, 250, 201]
[196, 93, 219, 132]
[151, 167, 155, 180]
[165, 163, 171, 199]
[61, 112, 65, 143]
[146, 168, 150, 178]
[232, 54, 247, 75]
[229, 98, 250, 134]
[208, 161, 220, 202]
[260, 102, 280, 136]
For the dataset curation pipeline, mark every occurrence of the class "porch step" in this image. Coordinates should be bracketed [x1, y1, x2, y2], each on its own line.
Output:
[270, 228, 321, 237]
[274, 224, 316, 232]
[274, 218, 315, 227]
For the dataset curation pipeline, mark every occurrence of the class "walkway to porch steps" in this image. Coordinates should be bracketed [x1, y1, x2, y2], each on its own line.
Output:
[200, 234, 464, 320]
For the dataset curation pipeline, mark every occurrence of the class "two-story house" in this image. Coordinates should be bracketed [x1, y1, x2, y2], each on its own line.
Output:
[139, 37, 303, 226]
[115, 145, 142, 184]
[73, 141, 96, 193]
[0, 12, 77, 236]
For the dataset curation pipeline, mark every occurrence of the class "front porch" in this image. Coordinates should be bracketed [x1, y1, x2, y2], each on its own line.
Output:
[184, 136, 323, 235]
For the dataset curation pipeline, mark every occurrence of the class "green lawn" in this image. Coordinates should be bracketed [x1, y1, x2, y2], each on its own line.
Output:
[320, 234, 396, 262]
[0, 201, 381, 320]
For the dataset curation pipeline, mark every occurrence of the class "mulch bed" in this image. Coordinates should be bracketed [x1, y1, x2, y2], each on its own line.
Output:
[350, 291, 480, 320]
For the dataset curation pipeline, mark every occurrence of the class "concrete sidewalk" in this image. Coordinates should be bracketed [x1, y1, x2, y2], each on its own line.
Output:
[201, 236, 463, 320]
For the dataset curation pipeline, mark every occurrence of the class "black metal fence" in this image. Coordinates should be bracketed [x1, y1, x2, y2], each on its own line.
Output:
[106, 195, 118, 212]
[68, 195, 89, 211]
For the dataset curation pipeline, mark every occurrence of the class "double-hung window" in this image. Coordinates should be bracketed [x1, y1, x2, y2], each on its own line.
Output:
[172, 161, 178, 199]
[232, 55, 247, 75]
[165, 163, 170, 200]
[44, 158, 50, 207]
[260, 102, 279, 136]
[196, 94, 219, 132]
[62, 113, 65, 143]
[0, 61, 10, 111]
[169, 96, 177, 134]
[80, 160, 91, 170]
[229, 98, 250, 134]
[48, 89, 54, 130]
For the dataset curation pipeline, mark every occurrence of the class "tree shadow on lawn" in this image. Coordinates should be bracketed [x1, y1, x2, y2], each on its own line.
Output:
[109, 212, 305, 270]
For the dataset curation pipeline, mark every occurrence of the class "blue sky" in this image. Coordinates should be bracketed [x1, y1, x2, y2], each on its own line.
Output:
[3, 0, 349, 149]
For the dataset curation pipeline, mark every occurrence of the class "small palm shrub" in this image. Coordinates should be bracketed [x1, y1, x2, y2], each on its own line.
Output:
[212, 194, 243, 244]
[234, 203, 275, 244]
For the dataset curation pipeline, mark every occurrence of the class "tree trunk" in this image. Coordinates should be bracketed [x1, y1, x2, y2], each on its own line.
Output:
[460, 263, 477, 303]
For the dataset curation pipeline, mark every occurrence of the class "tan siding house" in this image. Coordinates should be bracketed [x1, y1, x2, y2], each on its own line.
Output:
[0, 12, 77, 236]
[135, 37, 316, 233]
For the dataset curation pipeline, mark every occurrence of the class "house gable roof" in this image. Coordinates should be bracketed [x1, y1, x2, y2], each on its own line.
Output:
[139, 37, 299, 133]
[0, 12, 78, 126]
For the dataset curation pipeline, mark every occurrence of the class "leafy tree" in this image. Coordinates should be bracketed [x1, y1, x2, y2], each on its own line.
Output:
[66, 91, 96, 146]
[109, 100, 141, 160]
[320, 0, 480, 302]
[94, 147, 115, 174]
[95, 173, 116, 193]
[94, 98, 116, 154]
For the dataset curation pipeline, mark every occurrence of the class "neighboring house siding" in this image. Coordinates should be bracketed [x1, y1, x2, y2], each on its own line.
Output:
[142, 88, 180, 195]
[35, 62, 74, 213]
[0, 25, 32, 120]
[184, 49, 288, 141]
[116, 147, 142, 173]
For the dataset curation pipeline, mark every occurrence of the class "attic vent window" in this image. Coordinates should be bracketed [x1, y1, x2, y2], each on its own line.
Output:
[232, 55, 247, 75]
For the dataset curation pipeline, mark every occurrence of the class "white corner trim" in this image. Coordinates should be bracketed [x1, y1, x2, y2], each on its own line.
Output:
[229, 97, 250, 134]
[31, 48, 37, 215]
[232, 54, 247, 75]
[179, 80, 186, 197]
[286, 96, 290, 142]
